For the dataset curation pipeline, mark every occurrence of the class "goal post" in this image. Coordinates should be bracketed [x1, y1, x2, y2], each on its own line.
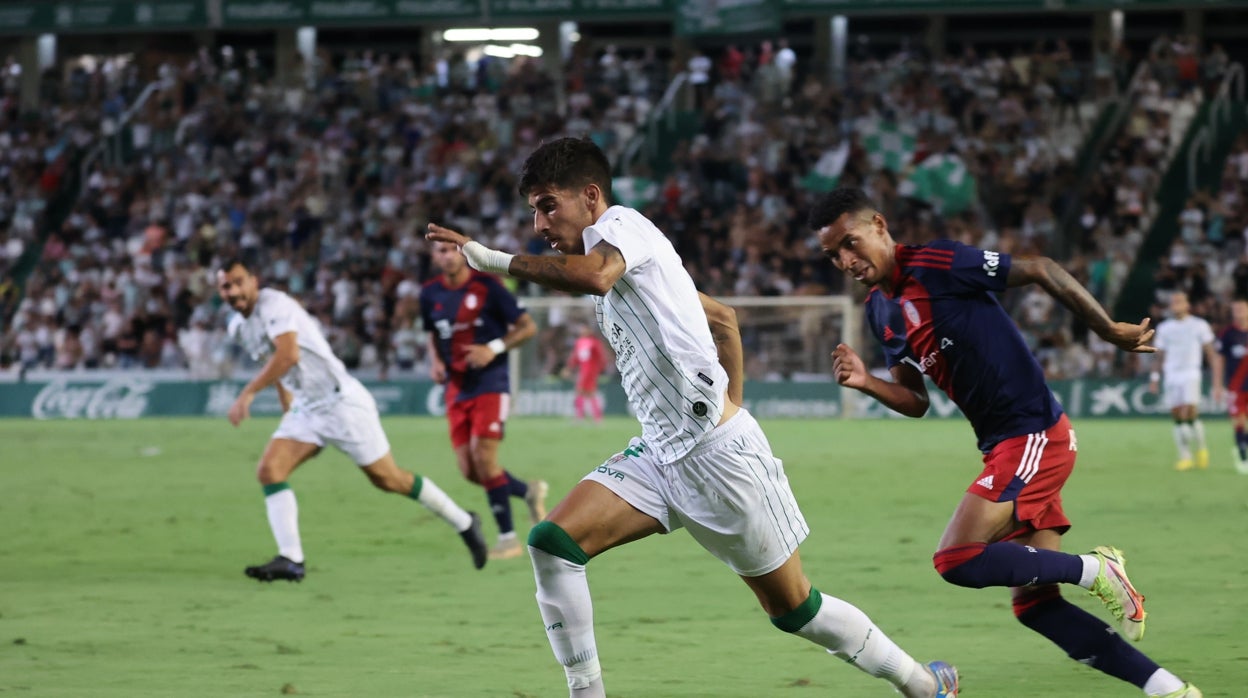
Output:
[509, 294, 862, 419]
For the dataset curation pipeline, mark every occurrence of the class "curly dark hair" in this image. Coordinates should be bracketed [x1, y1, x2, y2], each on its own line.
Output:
[807, 187, 877, 231]
[518, 137, 613, 200]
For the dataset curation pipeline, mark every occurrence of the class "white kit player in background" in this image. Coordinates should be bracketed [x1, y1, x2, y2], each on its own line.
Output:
[216, 258, 488, 582]
[426, 137, 959, 698]
[1149, 291, 1223, 471]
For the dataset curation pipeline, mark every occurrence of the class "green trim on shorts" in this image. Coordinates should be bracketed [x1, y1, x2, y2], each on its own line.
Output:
[770, 587, 823, 633]
[262, 482, 291, 497]
[527, 521, 590, 565]
[409, 476, 424, 500]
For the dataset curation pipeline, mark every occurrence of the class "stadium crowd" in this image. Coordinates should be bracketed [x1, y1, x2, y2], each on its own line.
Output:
[0, 34, 1242, 383]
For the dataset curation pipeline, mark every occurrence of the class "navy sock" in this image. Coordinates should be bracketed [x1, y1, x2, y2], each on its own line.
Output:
[1019, 595, 1158, 687]
[1236, 426, 1248, 460]
[505, 470, 529, 499]
[935, 542, 1084, 588]
[484, 474, 514, 535]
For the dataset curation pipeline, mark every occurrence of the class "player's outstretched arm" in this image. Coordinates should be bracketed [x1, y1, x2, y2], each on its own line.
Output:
[426, 224, 625, 295]
[832, 344, 930, 418]
[229, 331, 299, 426]
[1008, 255, 1155, 353]
[699, 292, 744, 405]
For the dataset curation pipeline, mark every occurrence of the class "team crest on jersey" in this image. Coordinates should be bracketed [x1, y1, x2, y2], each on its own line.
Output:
[903, 301, 921, 326]
[465, 294, 479, 310]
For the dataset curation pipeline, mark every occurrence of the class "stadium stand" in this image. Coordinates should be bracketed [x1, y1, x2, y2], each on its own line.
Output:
[0, 35, 1240, 382]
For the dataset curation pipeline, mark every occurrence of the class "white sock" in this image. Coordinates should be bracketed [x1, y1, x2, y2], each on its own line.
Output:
[1192, 420, 1207, 451]
[1173, 423, 1192, 459]
[265, 488, 304, 563]
[529, 546, 603, 696]
[414, 477, 473, 532]
[499, 531, 518, 543]
[1143, 668, 1185, 696]
[1077, 554, 1101, 589]
[791, 593, 932, 698]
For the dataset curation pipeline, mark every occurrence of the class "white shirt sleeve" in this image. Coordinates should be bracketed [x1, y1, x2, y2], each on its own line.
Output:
[583, 207, 653, 274]
[262, 293, 300, 341]
[1199, 319, 1215, 346]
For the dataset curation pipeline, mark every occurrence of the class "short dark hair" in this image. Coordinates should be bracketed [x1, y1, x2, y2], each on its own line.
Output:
[518, 137, 613, 200]
[807, 188, 877, 231]
[218, 256, 250, 275]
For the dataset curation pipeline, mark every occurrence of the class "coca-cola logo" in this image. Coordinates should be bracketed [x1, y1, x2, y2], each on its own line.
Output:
[31, 379, 155, 419]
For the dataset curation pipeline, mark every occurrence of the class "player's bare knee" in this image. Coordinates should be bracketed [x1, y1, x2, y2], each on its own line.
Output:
[469, 450, 497, 476]
[767, 587, 821, 634]
[256, 460, 285, 485]
[758, 594, 801, 620]
[528, 521, 590, 566]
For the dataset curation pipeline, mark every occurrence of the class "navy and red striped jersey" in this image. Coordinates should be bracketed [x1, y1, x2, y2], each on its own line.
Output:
[864, 240, 1062, 452]
[420, 271, 526, 401]
[1217, 326, 1248, 391]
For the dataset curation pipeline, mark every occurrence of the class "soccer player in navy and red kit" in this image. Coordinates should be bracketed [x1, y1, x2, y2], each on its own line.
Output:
[812, 188, 1201, 698]
[1217, 298, 1248, 472]
[422, 241, 547, 560]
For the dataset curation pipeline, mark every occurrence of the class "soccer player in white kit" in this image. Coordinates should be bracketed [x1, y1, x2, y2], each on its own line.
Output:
[427, 138, 959, 698]
[217, 259, 488, 581]
[1149, 291, 1223, 471]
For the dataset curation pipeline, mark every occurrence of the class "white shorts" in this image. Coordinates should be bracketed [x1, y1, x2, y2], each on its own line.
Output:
[1163, 372, 1202, 409]
[272, 386, 391, 466]
[583, 408, 809, 577]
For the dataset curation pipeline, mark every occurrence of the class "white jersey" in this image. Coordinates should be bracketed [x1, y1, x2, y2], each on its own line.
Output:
[1154, 314, 1215, 376]
[227, 288, 358, 410]
[585, 206, 728, 464]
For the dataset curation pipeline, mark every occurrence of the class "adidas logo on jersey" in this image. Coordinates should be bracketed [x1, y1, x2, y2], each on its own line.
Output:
[976, 475, 994, 490]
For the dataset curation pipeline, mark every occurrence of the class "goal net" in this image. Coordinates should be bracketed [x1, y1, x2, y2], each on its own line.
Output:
[509, 295, 861, 419]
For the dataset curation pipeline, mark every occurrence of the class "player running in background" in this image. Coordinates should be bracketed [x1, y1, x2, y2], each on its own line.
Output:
[814, 187, 1201, 698]
[1215, 298, 1248, 473]
[217, 259, 487, 582]
[421, 241, 547, 561]
[561, 323, 606, 424]
[428, 138, 958, 698]
[1149, 291, 1222, 471]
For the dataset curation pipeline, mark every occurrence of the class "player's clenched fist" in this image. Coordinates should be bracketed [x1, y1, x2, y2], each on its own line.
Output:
[831, 343, 869, 389]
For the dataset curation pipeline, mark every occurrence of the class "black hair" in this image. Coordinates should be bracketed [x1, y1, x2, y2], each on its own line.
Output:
[807, 187, 878, 231]
[218, 256, 250, 275]
[518, 137, 613, 201]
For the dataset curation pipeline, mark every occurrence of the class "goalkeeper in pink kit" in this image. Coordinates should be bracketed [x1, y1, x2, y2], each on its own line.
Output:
[563, 324, 606, 423]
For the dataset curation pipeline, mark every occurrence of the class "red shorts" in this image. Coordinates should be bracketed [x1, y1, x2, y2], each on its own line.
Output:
[446, 391, 509, 447]
[1229, 391, 1248, 417]
[575, 371, 601, 393]
[969, 414, 1076, 538]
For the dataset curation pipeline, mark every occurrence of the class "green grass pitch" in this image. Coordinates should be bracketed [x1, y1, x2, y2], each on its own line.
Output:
[2, 416, 1246, 697]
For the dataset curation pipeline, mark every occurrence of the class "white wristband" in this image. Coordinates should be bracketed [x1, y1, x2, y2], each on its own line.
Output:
[1149, 372, 1160, 382]
[487, 339, 507, 355]
[462, 241, 515, 275]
